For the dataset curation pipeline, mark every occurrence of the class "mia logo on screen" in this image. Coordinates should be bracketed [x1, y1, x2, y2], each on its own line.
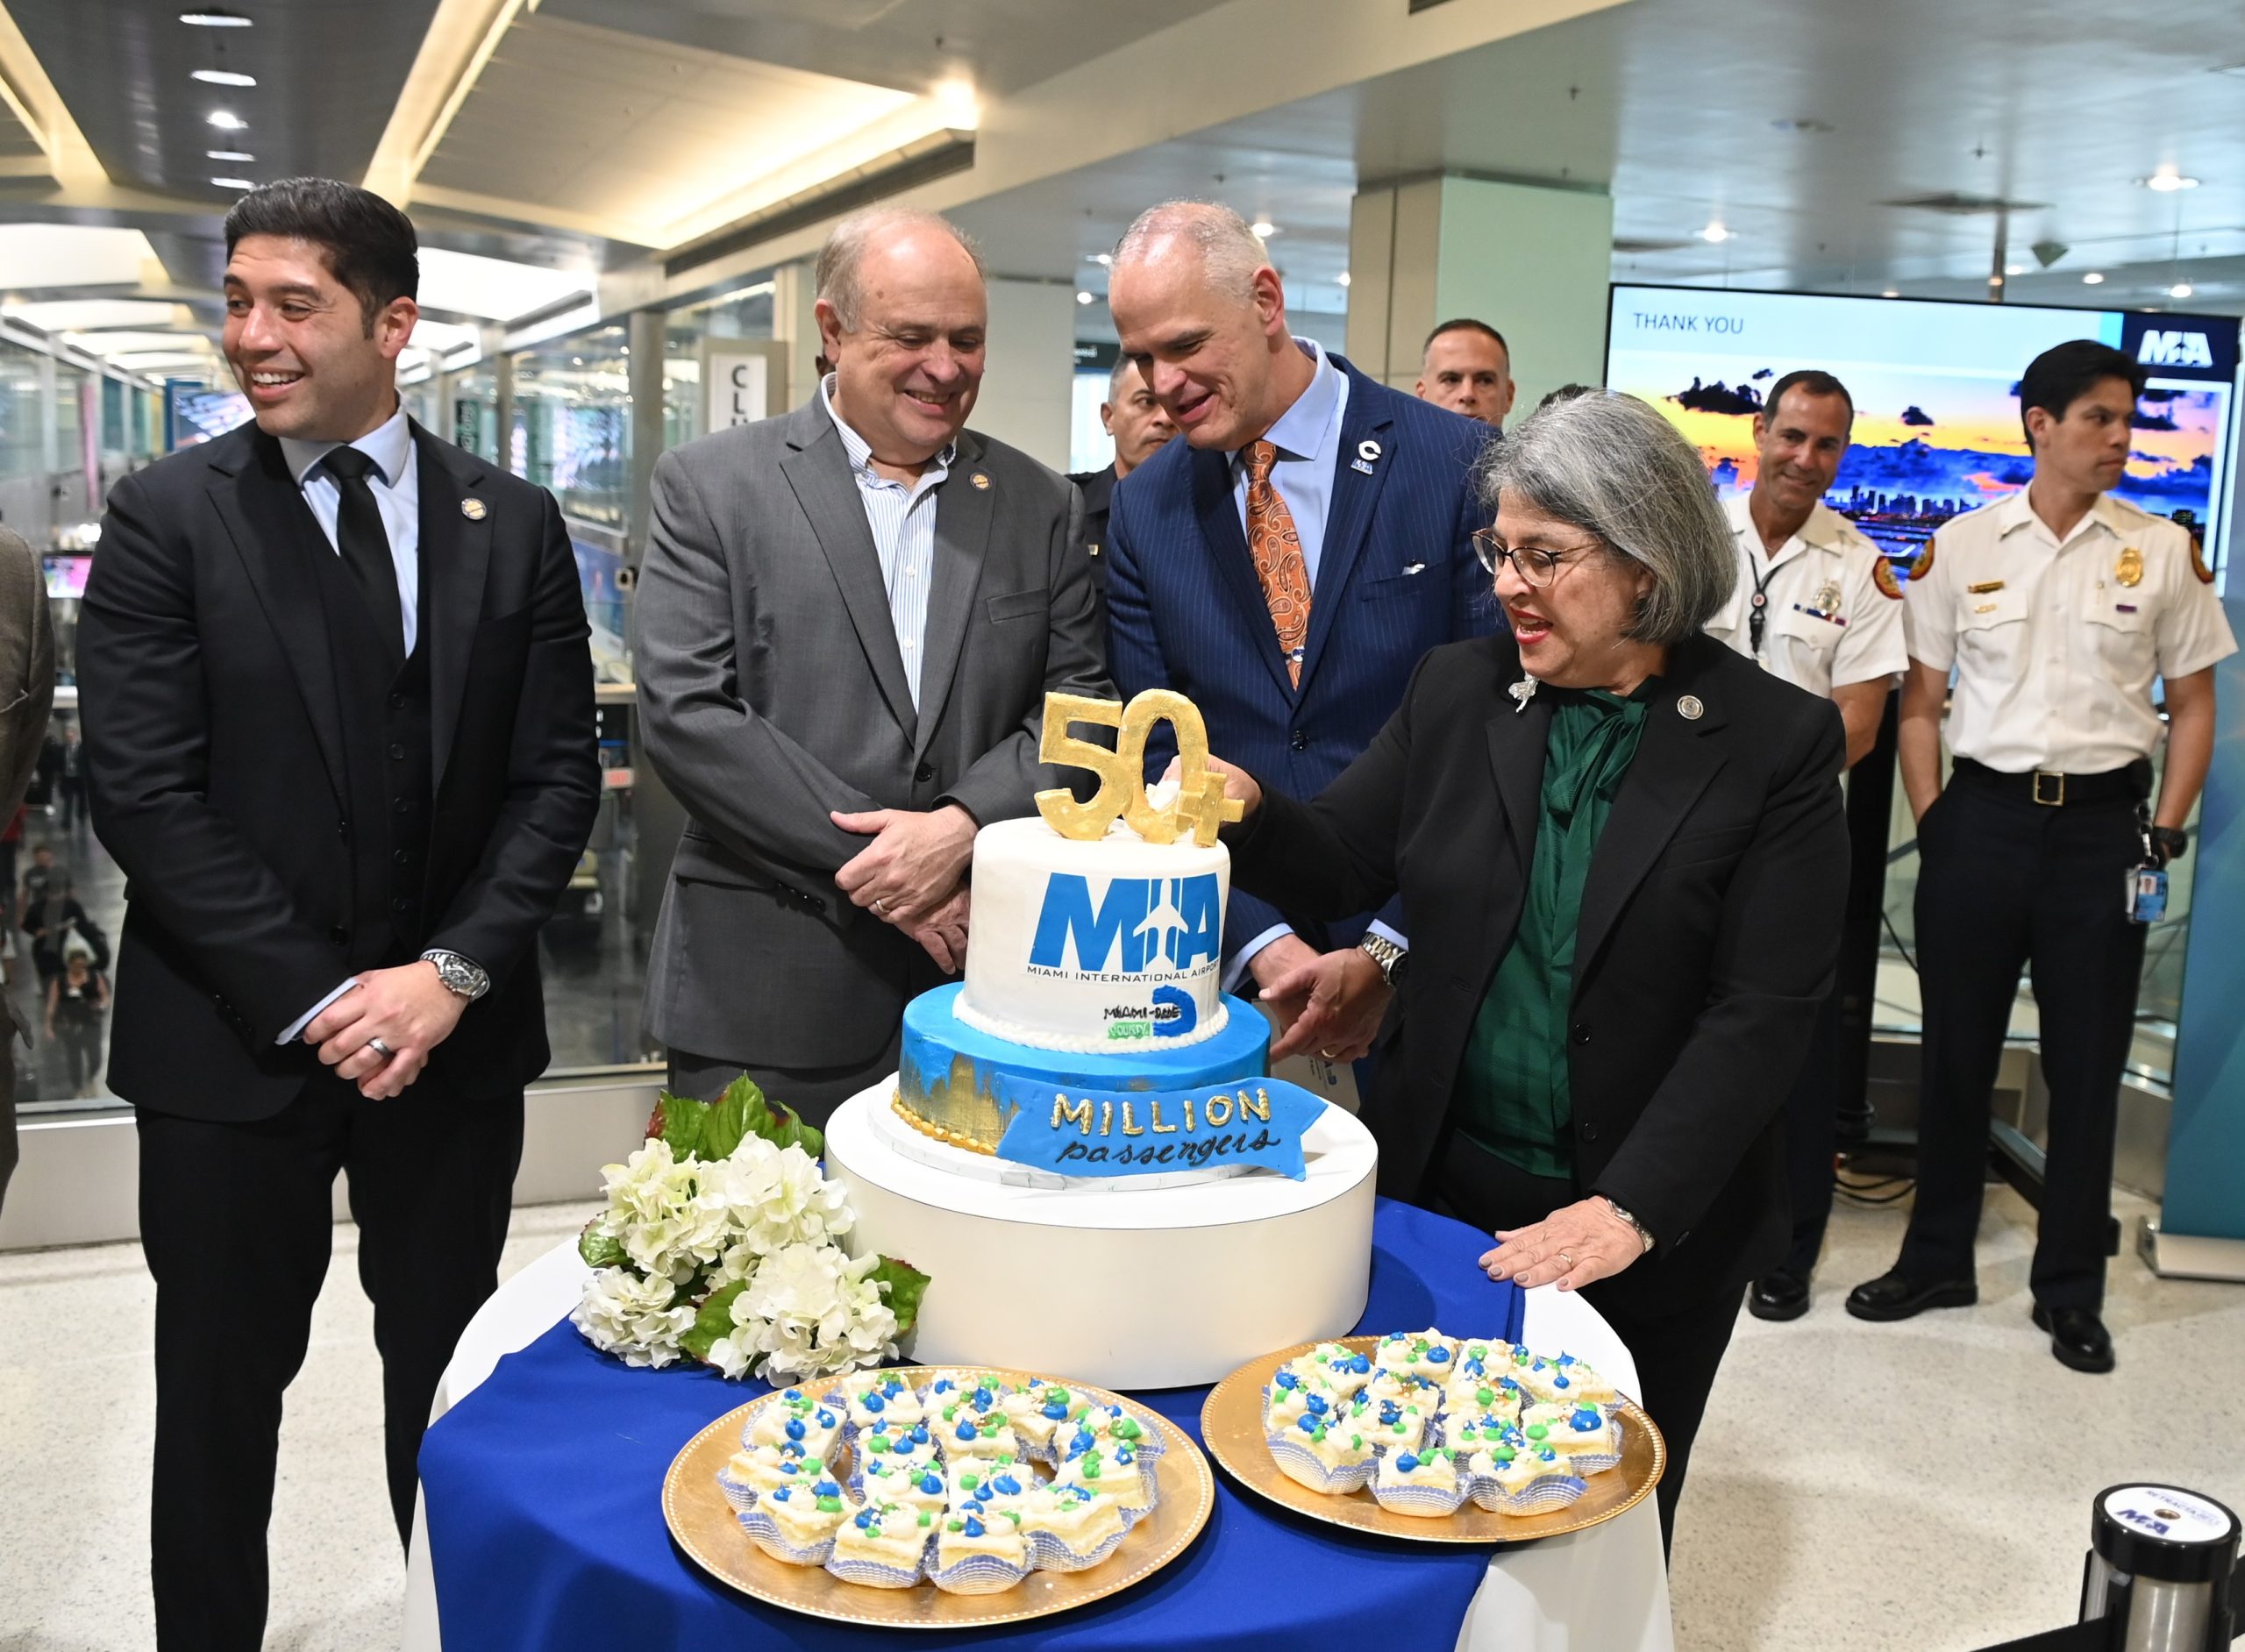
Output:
[1029, 873, 1222, 976]
[2138, 330, 2215, 368]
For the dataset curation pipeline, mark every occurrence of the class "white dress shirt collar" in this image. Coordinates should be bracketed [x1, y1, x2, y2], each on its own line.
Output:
[820, 373, 959, 479]
[279, 399, 414, 489]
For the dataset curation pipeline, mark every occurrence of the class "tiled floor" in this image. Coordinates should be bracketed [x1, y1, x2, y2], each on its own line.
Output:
[1, 1186, 2238, 1651]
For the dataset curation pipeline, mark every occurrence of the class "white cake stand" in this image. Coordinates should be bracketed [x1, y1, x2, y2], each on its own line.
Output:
[823, 1080, 1379, 1389]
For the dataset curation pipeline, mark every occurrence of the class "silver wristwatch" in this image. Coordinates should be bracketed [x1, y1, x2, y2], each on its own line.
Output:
[1600, 1196, 1655, 1254]
[1357, 933, 1408, 988]
[421, 949, 490, 1002]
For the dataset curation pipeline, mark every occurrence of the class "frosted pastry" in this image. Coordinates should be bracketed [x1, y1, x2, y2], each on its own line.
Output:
[1293, 1342, 1376, 1399]
[1364, 1366, 1447, 1412]
[1000, 1383, 1077, 1453]
[1515, 1352, 1605, 1406]
[931, 1507, 1030, 1586]
[746, 1478, 847, 1563]
[828, 1500, 930, 1585]
[1368, 1394, 1431, 1455]
[1287, 1411, 1374, 1475]
[1372, 1447, 1464, 1516]
[1444, 1370, 1524, 1422]
[1537, 1401, 1621, 1465]
[853, 1419, 937, 1471]
[1374, 1328, 1462, 1376]
[859, 1454, 950, 1515]
[945, 1457, 1034, 1517]
[749, 1389, 843, 1459]
[723, 1442, 816, 1499]
[1490, 1441, 1578, 1496]
[841, 1371, 926, 1429]
[937, 1406, 1022, 1460]
[1020, 1485, 1128, 1570]
[1265, 1371, 1345, 1433]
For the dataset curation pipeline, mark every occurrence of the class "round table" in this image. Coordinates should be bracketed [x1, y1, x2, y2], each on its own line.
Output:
[403, 1199, 1673, 1652]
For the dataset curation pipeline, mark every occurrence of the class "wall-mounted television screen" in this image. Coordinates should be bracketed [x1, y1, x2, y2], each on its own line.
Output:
[1607, 284, 2240, 586]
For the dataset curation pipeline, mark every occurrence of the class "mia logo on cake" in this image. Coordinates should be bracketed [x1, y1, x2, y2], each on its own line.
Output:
[1028, 872, 1222, 981]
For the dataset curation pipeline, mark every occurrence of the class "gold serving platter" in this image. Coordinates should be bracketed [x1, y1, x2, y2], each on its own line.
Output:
[1201, 1335, 1664, 1545]
[662, 1366, 1214, 1629]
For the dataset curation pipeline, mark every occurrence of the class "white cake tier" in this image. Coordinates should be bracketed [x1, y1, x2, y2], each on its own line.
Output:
[955, 815, 1230, 1053]
[825, 1080, 1379, 1389]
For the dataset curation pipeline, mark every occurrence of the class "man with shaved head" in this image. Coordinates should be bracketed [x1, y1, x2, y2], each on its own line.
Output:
[1067, 355, 1176, 597]
[1415, 318, 1516, 428]
[634, 207, 1110, 1124]
[1103, 200, 1491, 1091]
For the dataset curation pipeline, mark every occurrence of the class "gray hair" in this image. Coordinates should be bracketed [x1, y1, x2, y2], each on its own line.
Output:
[1476, 390, 1735, 645]
[1111, 201, 1270, 301]
[814, 208, 985, 331]
[1105, 352, 1145, 402]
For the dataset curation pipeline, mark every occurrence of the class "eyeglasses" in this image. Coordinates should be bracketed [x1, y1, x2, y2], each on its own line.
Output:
[1471, 527, 1595, 587]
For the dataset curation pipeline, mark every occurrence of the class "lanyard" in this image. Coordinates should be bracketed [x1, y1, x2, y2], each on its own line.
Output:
[1746, 552, 1786, 656]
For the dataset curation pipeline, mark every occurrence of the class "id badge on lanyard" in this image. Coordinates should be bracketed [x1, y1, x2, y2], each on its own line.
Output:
[2125, 867, 2167, 924]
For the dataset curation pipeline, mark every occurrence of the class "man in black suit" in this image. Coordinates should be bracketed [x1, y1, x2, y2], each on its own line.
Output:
[1066, 354, 1176, 595]
[78, 178, 599, 1651]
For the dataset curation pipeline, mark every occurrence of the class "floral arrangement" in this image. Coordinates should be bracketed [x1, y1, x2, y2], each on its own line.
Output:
[572, 1077, 930, 1382]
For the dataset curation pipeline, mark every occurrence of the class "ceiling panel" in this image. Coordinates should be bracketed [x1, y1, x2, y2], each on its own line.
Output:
[417, 14, 916, 243]
[535, 0, 1233, 98]
[7, 0, 442, 203]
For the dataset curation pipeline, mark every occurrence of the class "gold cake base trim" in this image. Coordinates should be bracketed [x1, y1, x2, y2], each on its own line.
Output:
[891, 1091, 998, 1156]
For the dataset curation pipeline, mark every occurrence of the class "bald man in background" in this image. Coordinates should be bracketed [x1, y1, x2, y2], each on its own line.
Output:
[1067, 355, 1176, 597]
[1415, 318, 1516, 429]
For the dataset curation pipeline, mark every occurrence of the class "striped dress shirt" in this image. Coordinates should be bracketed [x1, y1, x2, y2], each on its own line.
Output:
[821, 375, 954, 709]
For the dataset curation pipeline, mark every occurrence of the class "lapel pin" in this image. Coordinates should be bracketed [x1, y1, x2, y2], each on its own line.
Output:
[1351, 438, 1382, 476]
[970, 472, 990, 490]
[1677, 694, 1704, 721]
[460, 496, 487, 520]
[1508, 677, 1540, 715]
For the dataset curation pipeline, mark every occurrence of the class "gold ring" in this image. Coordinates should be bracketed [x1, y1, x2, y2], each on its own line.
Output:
[1557, 1250, 1573, 1264]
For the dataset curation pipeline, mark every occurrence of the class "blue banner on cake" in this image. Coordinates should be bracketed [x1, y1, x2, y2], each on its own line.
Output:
[988, 1074, 1327, 1180]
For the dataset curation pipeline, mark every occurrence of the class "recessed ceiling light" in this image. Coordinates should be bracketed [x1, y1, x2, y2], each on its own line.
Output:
[2170, 281, 2195, 298]
[192, 69, 256, 86]
[180, 10, 253, 24]
[1250, 219, 1278, 239]
[207, 148, 253, 161]
[2003, 262, 2026, 275]
[210, 175, 255, 189]
[1700, 221, 1733, 243]
[1881, 287, 1899, 297]
[1088, 253, 1112, 267]
[206, 110, 246, 130]
[1336, 271, 1351, 288]
[2142, 169, 2200, 192]
[2082, 271, 2106, 285]
[1075, 290, 1095, 306]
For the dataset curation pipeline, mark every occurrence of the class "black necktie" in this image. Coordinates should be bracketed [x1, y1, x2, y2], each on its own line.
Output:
[319, 445, 406, 658]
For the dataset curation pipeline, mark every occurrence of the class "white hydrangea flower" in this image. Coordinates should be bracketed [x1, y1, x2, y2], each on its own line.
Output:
[716, 1136, 855, 1254]
[571, 1267, 697, 1368]
[589, 1138, 737, 1286]
[731, 1243, 900, 1380]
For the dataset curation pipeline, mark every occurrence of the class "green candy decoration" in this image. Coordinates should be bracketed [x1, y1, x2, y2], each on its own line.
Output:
[816, 1495, 843, 1513]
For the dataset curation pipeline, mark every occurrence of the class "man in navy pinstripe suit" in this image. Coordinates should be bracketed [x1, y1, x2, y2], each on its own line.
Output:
[1105, 201, 1495, 1072]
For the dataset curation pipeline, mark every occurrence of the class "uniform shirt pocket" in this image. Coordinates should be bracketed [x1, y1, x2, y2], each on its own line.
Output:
[1956, 587, 2028, 673]
[2084, 593, 2155, 676]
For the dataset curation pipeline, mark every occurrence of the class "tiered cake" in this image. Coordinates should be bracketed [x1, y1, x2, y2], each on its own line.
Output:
[823, 691, 1379, 1387]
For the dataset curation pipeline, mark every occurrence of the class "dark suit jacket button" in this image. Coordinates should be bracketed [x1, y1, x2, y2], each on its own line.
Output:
[388, 743, 407, 760]
[393, 849, 410, 865]
[915, 761, 935, 783]
[337, 819, 350, 839]
[330, 926, 348, 945]
[1570, 1022, 1591, 1045]
[1579, 1120, 1600, 1143]
[1289, 730, 1308, 752]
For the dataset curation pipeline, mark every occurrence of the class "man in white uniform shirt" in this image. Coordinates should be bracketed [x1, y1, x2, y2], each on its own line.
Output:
[1848, 339, 2234, 1373]
[1711, 370, 1906, 1322]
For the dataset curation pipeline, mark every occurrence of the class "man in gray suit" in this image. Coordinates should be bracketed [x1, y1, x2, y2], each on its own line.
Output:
[0, 525, 56, 1211]
[634, 208, 1110, 1125]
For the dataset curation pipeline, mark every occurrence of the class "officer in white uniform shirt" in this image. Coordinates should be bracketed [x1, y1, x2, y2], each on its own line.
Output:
[1849, 339, 2234, 1374]
[1712, 371, 1907, 1325]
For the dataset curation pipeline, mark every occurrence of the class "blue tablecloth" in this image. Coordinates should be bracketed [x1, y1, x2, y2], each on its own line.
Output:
[422, 1197, 1525, 1651]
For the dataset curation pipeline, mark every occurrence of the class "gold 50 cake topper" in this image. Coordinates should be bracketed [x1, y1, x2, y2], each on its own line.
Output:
[1034, 690, 1245, 847]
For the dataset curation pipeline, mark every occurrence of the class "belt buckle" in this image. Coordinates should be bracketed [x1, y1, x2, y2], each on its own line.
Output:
[2031, 770, 2066, 807]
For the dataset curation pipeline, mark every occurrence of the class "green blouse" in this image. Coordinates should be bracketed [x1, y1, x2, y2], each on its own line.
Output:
[1454, 680, 1656, 1178]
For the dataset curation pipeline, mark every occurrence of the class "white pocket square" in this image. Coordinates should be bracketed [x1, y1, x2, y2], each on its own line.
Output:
[1400, 562, 1426, 575]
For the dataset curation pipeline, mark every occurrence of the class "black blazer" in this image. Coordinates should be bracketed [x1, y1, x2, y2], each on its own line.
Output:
[1229, 631, 1848, 1310]
[78, 421, 601, 1122]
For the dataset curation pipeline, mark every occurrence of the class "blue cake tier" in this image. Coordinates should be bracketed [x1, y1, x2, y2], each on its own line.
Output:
[895, 983, 1270, 1153]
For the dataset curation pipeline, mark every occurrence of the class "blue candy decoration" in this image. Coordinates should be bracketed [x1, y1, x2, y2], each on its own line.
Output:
[993, 1475, 1022, 1496]
[908, 1426, 929, 1445]
[781, 1388, 802, 1402]
[956, 1420, 978, 1442]
[854, 1510, 873, 1529]
[862, 1392, 885, 1413]
[1347, 1353, 1371, 1374]
[1397, 1453, 1420, 1473]
[1305, 1393, 1329, 1415]
[920, 1473, 943, 1494]
[816, 1409, 836, 1427]
[1427, 1346, 1450, 1364]
[963, 1514, 986, 1538]
[1043, 1400, 1068, 1420]
[785, 1418, 805, 1441]
[814, 1479, 840, 1497]
[1274, 1370, 1299, 1391]
[1295, 1413, 1320, 1435]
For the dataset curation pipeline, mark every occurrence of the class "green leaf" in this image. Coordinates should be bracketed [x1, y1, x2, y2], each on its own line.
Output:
[680, 1278, 750, 1362]
[577, 1225, 626, 1270]
[866, 1256, 932, 1336]
[711, 1073, 825, 1162]
[699, 1079, 754, 1162]
[652, 1093, 708, 1160]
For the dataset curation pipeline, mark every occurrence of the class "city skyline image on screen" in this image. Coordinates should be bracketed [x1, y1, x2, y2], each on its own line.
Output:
[1607, 285, 2241, 583]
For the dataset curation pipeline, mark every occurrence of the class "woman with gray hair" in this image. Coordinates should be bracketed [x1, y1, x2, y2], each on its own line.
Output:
[1205, 389, 1849, 1549]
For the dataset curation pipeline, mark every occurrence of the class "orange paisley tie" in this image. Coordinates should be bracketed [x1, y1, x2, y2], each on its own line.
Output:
[1244, 439, 1312, 686]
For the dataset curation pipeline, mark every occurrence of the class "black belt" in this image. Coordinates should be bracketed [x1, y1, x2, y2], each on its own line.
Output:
[1949, 757, 2150, 808]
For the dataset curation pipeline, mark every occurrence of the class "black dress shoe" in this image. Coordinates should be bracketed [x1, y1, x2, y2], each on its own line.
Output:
[1748, 1270, 1810, 1322]
[2032, 1303, 2116, 1373]
[1843, 1270, 1978, 1322]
